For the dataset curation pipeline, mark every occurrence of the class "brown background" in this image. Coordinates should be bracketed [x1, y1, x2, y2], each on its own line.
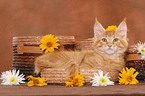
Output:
[0, 0, 145, 73]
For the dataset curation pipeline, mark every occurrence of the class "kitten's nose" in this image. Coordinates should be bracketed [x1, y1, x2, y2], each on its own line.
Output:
[108, 44, 112, 48]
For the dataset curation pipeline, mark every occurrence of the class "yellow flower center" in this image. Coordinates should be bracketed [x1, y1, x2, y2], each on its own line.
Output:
[141, 49, 145, 53]
[100, 78, 106, 84]
[127, 76, 133, 82]
[73, 78, 79, 84]
[46, 42, 53, 47]
[34, 79, 39, 85]
[10, 77, 16, 83]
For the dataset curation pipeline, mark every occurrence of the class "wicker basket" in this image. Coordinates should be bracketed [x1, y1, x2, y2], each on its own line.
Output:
[75, 38, 93, 50]
[126, 45, 145, 80]
[13, 36, 75, 77]
[41, 68, 119, 83]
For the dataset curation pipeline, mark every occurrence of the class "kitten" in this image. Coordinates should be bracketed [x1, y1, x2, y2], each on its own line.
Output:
[34, 18, 128, 77]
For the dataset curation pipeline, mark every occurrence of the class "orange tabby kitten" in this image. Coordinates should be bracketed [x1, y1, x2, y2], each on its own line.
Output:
[34, 18, 128, 77]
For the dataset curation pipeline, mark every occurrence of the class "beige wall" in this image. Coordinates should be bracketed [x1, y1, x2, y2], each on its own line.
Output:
[0, 0, 145, 73]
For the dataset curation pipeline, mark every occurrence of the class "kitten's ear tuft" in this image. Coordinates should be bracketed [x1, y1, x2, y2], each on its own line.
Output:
[116, 20, 127, 38]
[95, 17, 98, 22]
[94, 18, 105, 38]
[123, 17, 127, 22]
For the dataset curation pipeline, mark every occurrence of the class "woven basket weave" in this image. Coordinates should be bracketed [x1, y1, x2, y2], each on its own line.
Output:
[75, 38, 93, 50]
[126, 45, 145, 80]
[12, 36, 75, 77]
[41, 68, 119, 83]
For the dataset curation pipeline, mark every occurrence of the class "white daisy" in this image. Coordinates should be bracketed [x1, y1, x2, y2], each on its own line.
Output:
[136, 41, 145, 54]
[90, 70, 114, 86]
[0, 69, 25, 85]
[0, 70, 11, 80]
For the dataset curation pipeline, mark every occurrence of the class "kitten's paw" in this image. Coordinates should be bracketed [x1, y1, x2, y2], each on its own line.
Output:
[34, 69, 40, 75]
[33, 71, 40, 77]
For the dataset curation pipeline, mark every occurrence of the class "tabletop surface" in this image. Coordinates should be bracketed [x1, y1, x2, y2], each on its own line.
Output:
[0, 82, 145, 96]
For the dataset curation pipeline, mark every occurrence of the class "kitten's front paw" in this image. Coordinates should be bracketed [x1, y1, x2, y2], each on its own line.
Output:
[34, 69, 40, 76]
[33, 71, 41, 77]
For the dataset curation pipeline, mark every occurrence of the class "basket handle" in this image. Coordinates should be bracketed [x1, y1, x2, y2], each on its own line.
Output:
[126, 54, 142, 61]
[17, 43, 64, 54]
[17, 43, 42, 54]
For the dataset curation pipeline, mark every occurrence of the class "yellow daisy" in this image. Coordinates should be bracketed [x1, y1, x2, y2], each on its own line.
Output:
[118, 67, 139, 85]
[106, 25, 117, 31]
[27, 80, 34, 86]
[26, 75, 47, 86]
[65, 78, 74, 87]
[65, 72, 85, 87]
[36, 77, 47, 86]
[26, 75, 35, 86]
[73, 72, 85, 87]
[40, 34, 60, 53]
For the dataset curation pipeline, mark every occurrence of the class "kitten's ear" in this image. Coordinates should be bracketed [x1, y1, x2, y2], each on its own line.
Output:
[94, 18, 105, 38]
[116, 18, 127, 38]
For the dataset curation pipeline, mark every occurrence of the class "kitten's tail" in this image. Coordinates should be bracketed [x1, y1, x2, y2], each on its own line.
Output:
[65, 63, 79, 77]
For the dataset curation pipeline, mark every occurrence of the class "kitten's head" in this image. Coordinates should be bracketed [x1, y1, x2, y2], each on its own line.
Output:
[93, 18, 128, 55]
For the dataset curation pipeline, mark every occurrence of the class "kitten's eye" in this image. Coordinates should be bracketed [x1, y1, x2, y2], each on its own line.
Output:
[113, 38, 118, 42]
[102, 38, 107, 42]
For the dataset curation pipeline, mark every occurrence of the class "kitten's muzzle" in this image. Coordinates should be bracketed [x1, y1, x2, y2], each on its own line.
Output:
[108, 44, 112, 48]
